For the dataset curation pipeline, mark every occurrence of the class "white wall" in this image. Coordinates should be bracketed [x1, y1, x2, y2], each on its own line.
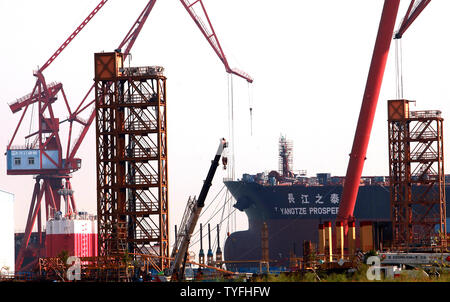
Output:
[0, 190, 14, 277]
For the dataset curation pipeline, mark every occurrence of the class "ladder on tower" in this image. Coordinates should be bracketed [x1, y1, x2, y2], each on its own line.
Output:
[103, 221, 129, 282]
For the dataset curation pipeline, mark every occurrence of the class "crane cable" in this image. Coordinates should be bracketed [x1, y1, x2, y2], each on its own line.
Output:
[227, 73, 236, 181]
[226, 73, 236, 238]
[198, 184, 226, 220]
[248, 82, 253, 136]
[395, 38, 404, 99]
[189, 180, 246, 248]
[226, 188, 236, 236]
[188, 194, 229, 247]
[27, 103, 36, 148]
[190, 185, 228, 239]
[225, 189, 232, 237]
[214, 189, 234, 251]
[190, 207, 238, 248]
[224, 74, 254, 236]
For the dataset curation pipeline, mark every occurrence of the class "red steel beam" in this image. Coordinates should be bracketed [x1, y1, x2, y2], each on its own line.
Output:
[179, 0, 253, 83]
[118, 0, 157, 59]
[9, 0, 108, 152]
[16, 181, 45, 271]
[38, 0, 109, 73]
[67, 0, 253, 170]
[395, 0, 431, 39]
[67, 1, 157, 165]
[337, 0, 401, 227]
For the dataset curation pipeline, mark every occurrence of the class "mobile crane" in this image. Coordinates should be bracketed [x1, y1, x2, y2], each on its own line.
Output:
[167, 138, 228, 281]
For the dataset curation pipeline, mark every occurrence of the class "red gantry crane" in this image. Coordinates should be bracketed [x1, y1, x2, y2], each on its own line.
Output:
[337, 0, 431, 229]
[8, 0, 109, 272]
[8, 0, 252, 272]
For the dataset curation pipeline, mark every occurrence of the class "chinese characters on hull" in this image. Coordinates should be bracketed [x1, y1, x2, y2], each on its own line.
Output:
[279, 192, 340, 216]
[287, 192, 339, 205]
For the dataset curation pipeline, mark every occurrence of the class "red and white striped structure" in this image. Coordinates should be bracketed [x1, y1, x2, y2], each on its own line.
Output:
[45, 214, 97, 258]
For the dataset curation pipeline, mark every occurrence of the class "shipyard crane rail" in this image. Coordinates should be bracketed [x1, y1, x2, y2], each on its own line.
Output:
[337, 0, 432, 228]
[167, 138, 228, 281]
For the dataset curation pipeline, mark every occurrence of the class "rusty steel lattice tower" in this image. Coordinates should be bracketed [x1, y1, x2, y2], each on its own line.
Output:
[388, 99, 446, 250]
[95, 52, 169, 270]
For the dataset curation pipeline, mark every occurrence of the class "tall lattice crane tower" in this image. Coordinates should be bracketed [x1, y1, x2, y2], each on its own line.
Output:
[388, 99, 446, 250]
[94, 52, 169, 272]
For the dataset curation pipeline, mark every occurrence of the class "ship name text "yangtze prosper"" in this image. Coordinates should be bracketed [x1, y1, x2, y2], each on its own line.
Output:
[278, 206, 339, 216]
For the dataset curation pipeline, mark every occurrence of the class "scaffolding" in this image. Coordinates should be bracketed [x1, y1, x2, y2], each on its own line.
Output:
[95, 52, 169, 280]
[279, 135, 293, 177]
[388, 99, 447, 251]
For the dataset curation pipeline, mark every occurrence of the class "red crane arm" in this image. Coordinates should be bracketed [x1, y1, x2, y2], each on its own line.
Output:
[337, 0, 401, 226]
[179, 0, 253, 83]
[8, 82, 63, 113]
[8, 1, 108, 150]
[67, 0, 253, 165]
[38, 0, 109, 74]
[338, 0, 432, 228]
[395, 0, 431, 39]
[66, 0, 157, 164]
[118, 0, 157, 59]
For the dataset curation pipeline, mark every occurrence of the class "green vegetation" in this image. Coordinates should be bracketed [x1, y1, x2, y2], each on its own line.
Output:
[57, 250, 69, 267]
[122, 251, 131, 265]
[250, 265, 450, 282]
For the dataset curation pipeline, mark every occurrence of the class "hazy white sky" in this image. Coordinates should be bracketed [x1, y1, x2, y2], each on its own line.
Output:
[1, 0, 450, 252]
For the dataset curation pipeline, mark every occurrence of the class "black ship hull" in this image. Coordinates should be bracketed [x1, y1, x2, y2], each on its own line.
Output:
[223, 180, 449, 271]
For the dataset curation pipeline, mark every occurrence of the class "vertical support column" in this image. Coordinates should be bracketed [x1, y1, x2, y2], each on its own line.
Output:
[302, 240, 313, 269]
[437, 119, 447, 248]
[335, 221, 344, 259]
[207, 223, 213, 266]
[157, 76, 170, 268]
[388, 99, 412, 248]
[215, 224, 222, 268]
[347, 221, 356, 260]
[199, 223, 205, 265]
[318, 223, 325, 259]
[95, 74, 120, 260]
[360, 221, 374, 252]
[324, 221, 333, 262]
[16, 179, 45, 271]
